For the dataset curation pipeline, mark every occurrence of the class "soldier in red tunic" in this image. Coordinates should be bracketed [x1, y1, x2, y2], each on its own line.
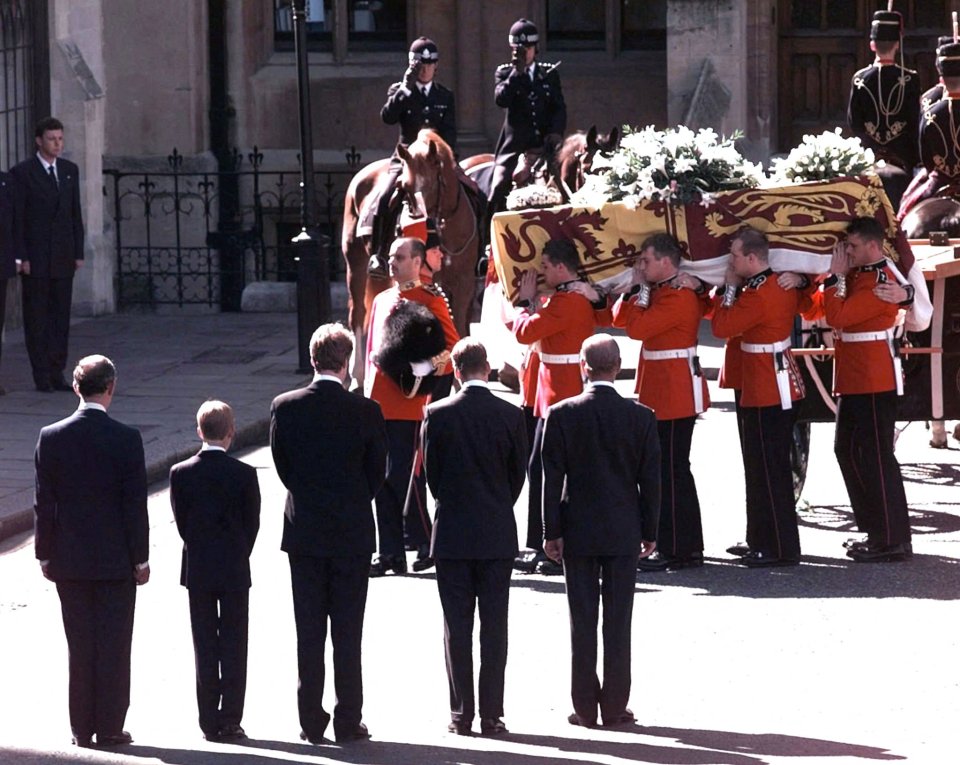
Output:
[822, 217, 913, 562]
[509, 239, 597, 575]
[611, 234, 709, 571]
[365, 237, 460, 576]
[711, 228, 806, 567]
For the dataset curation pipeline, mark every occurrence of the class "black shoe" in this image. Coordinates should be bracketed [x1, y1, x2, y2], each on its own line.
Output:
[97, 731, 133, 747]
[334, 722, 371, 743]
[71, 735, 94, 748]
[726, 542, 750, 556]
[601, 708, 636, 727]
[412, 544, 435, 572]
[447, 720, 473, 736]
[216, 724, 246, 740]
[567, 712, 597, 728]
[513, 549, 544, 573]
[847, 541, 912, 562]
[35, 381, 53, 393]
[637, 552, 703, 572]
[50, 376, 73, 392]
[369, 554, 407, 577]
[300, 730, 327, 745]
[535, 558, 564, 576]
[740, 551, 800, 568]
[480, 718, 508, 736]
[843, 536, 870, 550]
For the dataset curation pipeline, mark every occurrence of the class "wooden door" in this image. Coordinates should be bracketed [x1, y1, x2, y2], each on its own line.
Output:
[778, 0, 959, 152]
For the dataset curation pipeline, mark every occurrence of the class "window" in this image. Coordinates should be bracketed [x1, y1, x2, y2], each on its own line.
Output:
[0, 0, 47, 170]
[274, 0, 406, 54]
[546, 0, 666, 53]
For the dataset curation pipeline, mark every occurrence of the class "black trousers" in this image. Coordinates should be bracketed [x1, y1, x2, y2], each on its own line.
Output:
[375, 420, 431, 556]
[563, 555, 635, 724]
[525, 417, 545, 551]
[656, 417, 703, 557]
[187, 588, 249, 736]
[835, 391, 911, 546]
[56, 578, 136, 741]
[435, 558, 512, 724]
[741, 405, 801, 559]
[288, 554, 369, 739]
[21, 273, 74, 387]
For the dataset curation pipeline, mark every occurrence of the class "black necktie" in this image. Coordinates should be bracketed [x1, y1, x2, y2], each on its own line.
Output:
[47, 165, 58, 188]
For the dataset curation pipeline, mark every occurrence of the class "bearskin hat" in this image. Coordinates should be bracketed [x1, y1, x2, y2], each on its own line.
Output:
[373, 299, 448, 397]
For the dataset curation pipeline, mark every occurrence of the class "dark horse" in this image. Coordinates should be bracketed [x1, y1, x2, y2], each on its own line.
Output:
[342, 129, 480, 388]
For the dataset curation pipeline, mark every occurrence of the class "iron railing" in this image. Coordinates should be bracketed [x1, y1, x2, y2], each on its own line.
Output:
[103, 146, 362, 309]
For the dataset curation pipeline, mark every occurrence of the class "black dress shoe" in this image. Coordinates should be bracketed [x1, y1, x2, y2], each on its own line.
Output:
[513, 549, 543, 573]
[842, 535, 870, 550]
[847, 541, 912, 562]
[535, 558, 564, 575]
[369, 554, 407, 577]
[480, 718, 508, 736]
[413, 545, 435, 572]
[601, 708, 636, 727]
[71, 735, 94, 748]
[740, 551, 800, 568]
[300, 730, 327, 745]
[567, 712, 597, 728]
[447, 720, 473, 736]
[726, 542, 750, 556]
[50, 377, 73, 392]
[299, 710, 331, 743]
[97, 731, 134, 746]
[216, 724, 246, 740]
[637, 552, 703, 572]
[334, 722, 371, 743]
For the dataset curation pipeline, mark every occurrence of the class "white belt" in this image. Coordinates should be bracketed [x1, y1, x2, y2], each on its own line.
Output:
[641, 345, 705, 414]
[539, 352, 580, 365]
[740, 336, 793, 410]
[839, 328, 903, 396]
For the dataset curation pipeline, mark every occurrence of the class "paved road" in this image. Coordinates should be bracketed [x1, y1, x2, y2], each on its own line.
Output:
[1, 378, 957, 764]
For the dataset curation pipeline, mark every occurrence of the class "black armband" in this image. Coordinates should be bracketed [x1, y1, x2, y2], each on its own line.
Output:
[898, 283, 915, 307]
[823, 275, 839, 288]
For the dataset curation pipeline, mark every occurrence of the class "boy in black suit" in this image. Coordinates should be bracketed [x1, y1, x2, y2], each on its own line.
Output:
[169, 400, 261, 742]
[542, 334, 660, 729]
[421, 338, 527, 737]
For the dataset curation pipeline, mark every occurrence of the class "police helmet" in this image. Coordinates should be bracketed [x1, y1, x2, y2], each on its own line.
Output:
[409, 37, 439, 65]
[508, 18, 539, 47]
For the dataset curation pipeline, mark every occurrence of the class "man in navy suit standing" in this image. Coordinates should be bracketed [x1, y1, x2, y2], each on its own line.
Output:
[270, 323, 387, 745]
[170, 400, 260, 742]
[11, 117, 85, 392]
[34, 355, 149, 748]
[421, 338, 527, 737]
[0, 168, 18, 394]
[542, 335, 660, 729]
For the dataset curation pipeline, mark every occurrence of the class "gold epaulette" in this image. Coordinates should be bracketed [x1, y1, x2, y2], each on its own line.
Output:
[398, 279, 423, 291]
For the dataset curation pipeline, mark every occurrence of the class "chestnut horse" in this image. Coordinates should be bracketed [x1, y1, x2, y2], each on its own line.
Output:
[342, 129, 480, 387]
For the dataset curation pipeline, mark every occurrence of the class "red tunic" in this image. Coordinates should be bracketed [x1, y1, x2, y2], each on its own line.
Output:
[823, 262, 901, 395]
[365, 281, 460, 421]
[520, 348, 540, 408]
[612, 284, 710, 420]
[711, 271, 805, 408]
[511, 287, 596, 418]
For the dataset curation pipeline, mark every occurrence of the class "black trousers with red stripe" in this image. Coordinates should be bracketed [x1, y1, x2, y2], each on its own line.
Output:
[656, 416, 703, 557]
[741, 405, 801, 559]
[834, 391, 911, 546]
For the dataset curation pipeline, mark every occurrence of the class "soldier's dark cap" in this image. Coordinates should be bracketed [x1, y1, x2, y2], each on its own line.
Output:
[425, 218, 441, 249]
[938, 42, 960, 76]
[409, 37, 439, 63]
[870, 11, 903, 42]
[509, 18, 539, 46]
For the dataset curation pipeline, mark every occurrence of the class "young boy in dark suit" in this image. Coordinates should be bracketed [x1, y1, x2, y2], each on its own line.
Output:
[170, 400, 260, 742]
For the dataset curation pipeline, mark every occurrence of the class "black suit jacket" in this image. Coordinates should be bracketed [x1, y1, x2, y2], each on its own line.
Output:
[270, 379, 387, 557]
[169, 449, 261, 591]
[422, 384, 527, 559]
[381, 80, 457, 150]
[542, 384, 660, 556]
[10, 155, 84, 279]
[34, 408, 149, 580]
[0, 171, 18, 279]
[494, 61, 566, 158]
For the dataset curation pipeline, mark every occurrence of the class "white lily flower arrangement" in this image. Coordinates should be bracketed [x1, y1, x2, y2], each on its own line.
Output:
[506, 183, 564, 210]
[767, 128, 875, 185]
[569, 125, 764, 208]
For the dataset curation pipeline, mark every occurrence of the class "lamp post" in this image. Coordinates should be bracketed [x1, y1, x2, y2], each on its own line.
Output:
[290, 0, 330, 373]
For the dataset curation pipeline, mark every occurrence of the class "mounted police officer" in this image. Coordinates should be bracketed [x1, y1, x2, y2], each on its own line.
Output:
[365, 37, 456, 269]
[898, 40, 960, 219]
[920, 35, 954, 114]
[487, 18, 567, 223]
[847, 9, 920, 173]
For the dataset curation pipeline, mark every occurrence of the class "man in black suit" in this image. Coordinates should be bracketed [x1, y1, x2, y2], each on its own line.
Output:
[421, 338, 527, 737]
[0, 169, 18, 395]
[542, 335, 659, 729]
[11, 116, 85, 392]
[34, 355, 149, 748]
[170, 400, 260, 742]
[270, 323, 387, 745]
